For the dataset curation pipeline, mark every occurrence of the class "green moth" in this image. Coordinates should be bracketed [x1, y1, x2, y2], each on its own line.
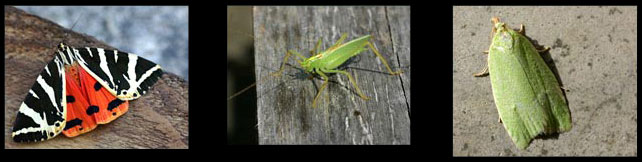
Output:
[474, 17, 572, 149]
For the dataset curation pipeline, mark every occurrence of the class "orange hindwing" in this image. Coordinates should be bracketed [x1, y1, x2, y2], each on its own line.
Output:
[62, 64, 129, 137]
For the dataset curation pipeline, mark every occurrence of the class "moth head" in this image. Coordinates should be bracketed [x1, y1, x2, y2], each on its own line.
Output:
[58, 43, 67, 51]
[494, 22, 507, 32]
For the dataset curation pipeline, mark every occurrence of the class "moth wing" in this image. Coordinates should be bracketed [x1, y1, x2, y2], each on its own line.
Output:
[12, 55, 67, 142]
[62, 67, 98, 137]
[517, 33, 572, 133]
[62, 65, 129, 137]
[488, 28, 569, 149]
[78, 65, 129, 124]
[71, 47, 162, 100]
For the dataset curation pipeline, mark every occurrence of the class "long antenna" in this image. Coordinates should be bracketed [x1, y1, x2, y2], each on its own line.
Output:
[70, 13, 83, 31]
[62, 12, 84, 43]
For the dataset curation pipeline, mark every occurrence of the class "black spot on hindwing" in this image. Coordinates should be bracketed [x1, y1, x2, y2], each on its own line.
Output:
[63, 118, 83, 131]
[94, 82, 102, 91]
[86, 106, 99, 115]
[67, 95, 75, 103]
[108, 99, 125, 111]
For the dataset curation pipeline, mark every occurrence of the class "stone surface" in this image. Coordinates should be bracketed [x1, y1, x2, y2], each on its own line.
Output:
[453, 6, 636, 156]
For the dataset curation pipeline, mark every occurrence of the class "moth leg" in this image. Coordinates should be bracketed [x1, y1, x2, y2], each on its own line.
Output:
[560, 86, 569, 92]
[474, 49, 490, 77]
[475, 44, 492, 77]
[473, 66, 489, 77]
[537, 47, 551, 53]
[518, 24, 525, 35]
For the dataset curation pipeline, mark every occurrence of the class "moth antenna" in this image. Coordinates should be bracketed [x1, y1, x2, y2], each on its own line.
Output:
[61, 12, 84, 45]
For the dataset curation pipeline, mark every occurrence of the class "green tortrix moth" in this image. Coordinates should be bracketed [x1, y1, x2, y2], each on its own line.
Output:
[474, 17, 572, 149]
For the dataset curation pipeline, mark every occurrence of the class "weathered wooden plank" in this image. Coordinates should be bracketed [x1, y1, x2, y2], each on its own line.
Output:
[253, 6, 410, 144]
[386, 6, 411, 112]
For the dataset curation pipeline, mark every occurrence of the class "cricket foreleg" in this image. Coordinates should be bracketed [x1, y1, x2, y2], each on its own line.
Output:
[231, 50, 303, 100]
[310, 38, 322, 56]
[270, 50, 306, 77]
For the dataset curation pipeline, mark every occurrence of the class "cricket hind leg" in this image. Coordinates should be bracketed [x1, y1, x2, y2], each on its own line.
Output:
[365, 41, 403, 75]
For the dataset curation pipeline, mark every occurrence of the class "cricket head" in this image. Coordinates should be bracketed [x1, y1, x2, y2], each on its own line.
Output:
[299, 58, 313, 73]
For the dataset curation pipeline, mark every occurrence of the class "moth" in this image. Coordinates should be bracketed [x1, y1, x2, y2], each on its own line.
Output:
[12, 42, 163, 142]
[474, 17, 571, 149]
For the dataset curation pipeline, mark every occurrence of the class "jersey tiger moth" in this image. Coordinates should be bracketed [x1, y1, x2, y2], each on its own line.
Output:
[12, 42, 163, 142]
